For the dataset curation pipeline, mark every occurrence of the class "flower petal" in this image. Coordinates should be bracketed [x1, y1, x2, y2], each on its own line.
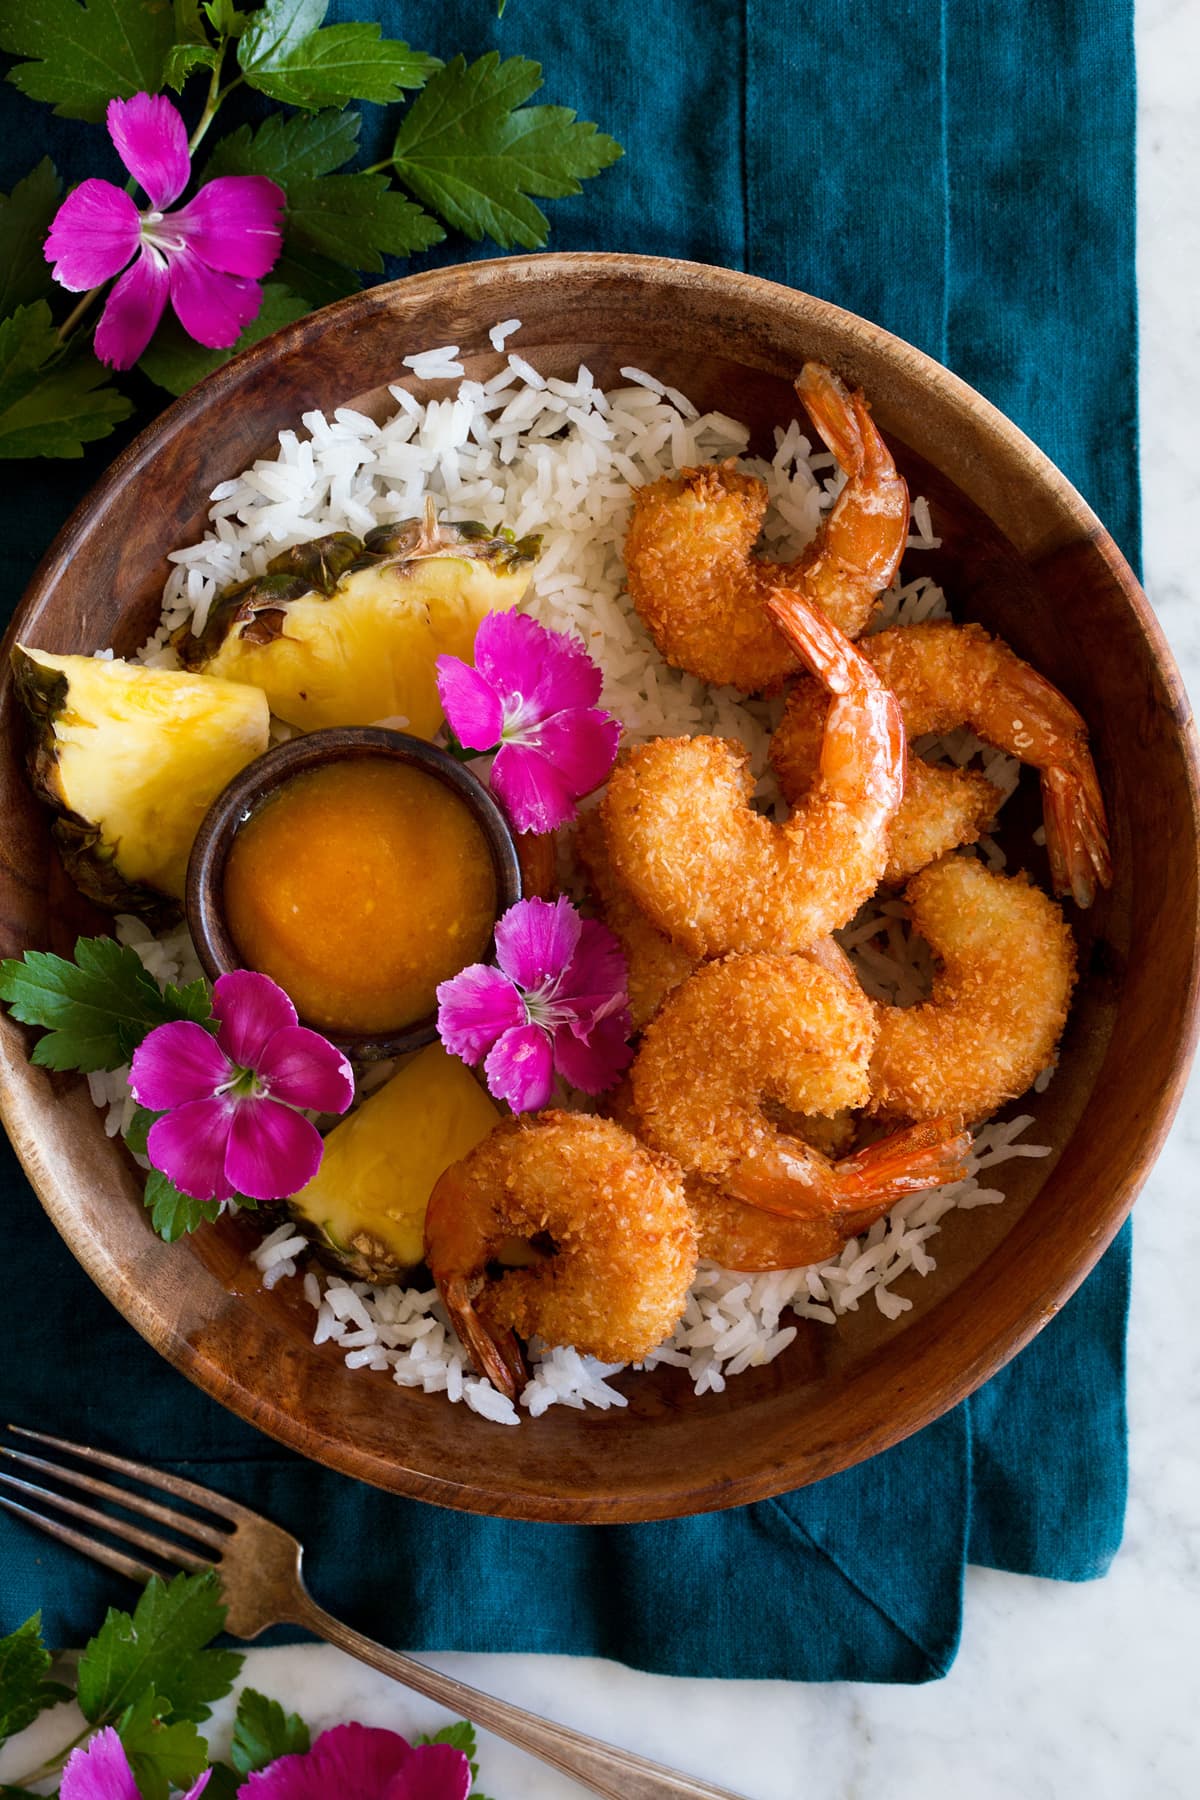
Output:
[552, 1009, 634, 1095]
[172, 176, 285, 278]
[147, 1097, 237, 1202]
[558, 917, 631, 1028]
[237, 1724, 413, 1800]
[129, 1020, 231, 1111]
[384, 1744, 472, 1800]
[483, 1022, 555, 1112]
[182, 1775, 213, 1800]
[474, 611, 603, 716]
[435, 653, 503, 750]
[528, 706, 620, 801]
[490, 742, 578, 834]
[213, 970, 298, 1069]
[436, 963, 525, 1063]
[61, 1726, 141, 1800]
[256, 1025, 354, 1114]
[168, 252, 263, 349]
[93, 247, 169, 369]
[107, 93, 191, 209]
[225, 1096, 324, 1200]
[44, 179, 140, 290]
[493, 894, 580, 993]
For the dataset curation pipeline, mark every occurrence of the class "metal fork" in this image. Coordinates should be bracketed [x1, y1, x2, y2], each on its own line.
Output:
[0, 1425, 749, 1800]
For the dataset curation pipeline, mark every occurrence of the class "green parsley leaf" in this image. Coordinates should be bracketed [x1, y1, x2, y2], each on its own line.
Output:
[391, 53, 623, 250]
[77, 1571, 243, 1727]
[237, 0, 438, 110]
[204, 108, 360, 185]
[201, 1763, 242, 1800]
[165, 40, 219, 89]
[124, 1103, 160, 1159]
[205, 0, 247, 38]
[286, 173, 443, 270]
[0, 934, 213, 1073]
[143, 1170, 221, 1242]
[0, 0, 176, 122]
[273, 247, 361, 307]
[231, 1687, 311, 1775]
[0, 161, 61, 321]
[140, 280, 311, 396]
[201, 112, 434, 278]
[0, 1614, 72, 1748]
[117, 1687, 210, 1800]
[0, 301, 132, 459]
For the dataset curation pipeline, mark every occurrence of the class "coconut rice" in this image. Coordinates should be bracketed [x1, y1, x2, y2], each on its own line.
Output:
[93, 325, 1054, 1427]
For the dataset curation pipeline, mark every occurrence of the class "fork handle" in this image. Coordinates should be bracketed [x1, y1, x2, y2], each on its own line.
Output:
[290, 1591, 752, 1800]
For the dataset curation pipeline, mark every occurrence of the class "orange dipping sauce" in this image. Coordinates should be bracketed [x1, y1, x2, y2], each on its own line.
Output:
[223, 758, 497, 1035]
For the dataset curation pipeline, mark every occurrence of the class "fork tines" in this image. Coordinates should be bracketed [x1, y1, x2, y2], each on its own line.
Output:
[0, 1424, 235, 1588]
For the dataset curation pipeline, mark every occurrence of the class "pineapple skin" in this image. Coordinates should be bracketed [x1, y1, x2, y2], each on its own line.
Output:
[290, 1043, 501, 1282]
[174, 523, 540, 738]
[12, 646, 270, 921]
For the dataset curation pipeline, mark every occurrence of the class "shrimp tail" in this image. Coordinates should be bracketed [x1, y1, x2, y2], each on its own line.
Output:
[442, 1272, 528, 1402]
[1042, 763, 1112, 908]
[767, 586, 906, 800]
[766, 585, 878, 696]
[831, 1117, 972, 1209]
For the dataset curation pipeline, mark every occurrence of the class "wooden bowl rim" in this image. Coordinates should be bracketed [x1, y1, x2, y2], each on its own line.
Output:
[3, 251, 1199, 1520]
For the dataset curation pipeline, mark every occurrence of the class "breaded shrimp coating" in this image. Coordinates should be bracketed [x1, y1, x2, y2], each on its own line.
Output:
[424, 1112, 696, 1396]
[631, 954, 968, 1221]
[863, 621, 1110, 907]
[600, 586, 906, 960]
[770, 677, 1002, 885]
[870, 856, 1077, 1128]
[622, 364, 909, 694]
[574, 807, 696, 1029]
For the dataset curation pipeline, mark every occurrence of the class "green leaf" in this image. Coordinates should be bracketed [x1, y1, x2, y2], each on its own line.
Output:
[139, 280, 311, 396]
[205, 0, 247, 37]
[117, 1687, 210, 1800]
[273, 247, 361, 307]
[143, 1170, 221, 1242]
[124, 1103, 160, 1159]
[0, 302, 132, 459]
[165, 39, 219, 88]
[0, 1614, 71, 1748]
[237, 0, 437, 109]
[391, 53, 623, 250]
[202, 1763, 242, 1800]
[0, 934, 213, 1072]
[0, 0, 177, 121]
[0, 160, 61, 320]
[286, 173, 442, 270]
[231, 1687, 311, 1775]
[77, 1570, 242, 1727]
[204, 108, 360, 184]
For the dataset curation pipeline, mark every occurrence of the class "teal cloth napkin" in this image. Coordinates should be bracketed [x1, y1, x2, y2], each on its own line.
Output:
[0, 0, 1135, 1678]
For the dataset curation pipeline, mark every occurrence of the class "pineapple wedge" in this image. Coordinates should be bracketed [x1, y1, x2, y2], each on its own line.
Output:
[290, 1042, 501, 1281]
[174, 512, 539, 738]
[12, 646, 269, 920]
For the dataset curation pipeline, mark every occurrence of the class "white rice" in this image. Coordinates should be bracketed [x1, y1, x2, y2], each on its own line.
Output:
[116, 325, 1053, 1423]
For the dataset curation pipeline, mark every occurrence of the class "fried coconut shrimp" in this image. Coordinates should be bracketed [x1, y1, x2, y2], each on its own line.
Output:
[424, 1111, 697, 1400]
[862, 621, 1111, 907]
[622, 362, 909, 692]
[870, 856, 1077, 1128]
[575, 807, 696, 1029]
[600, 588, 905, 958]
[630, 953, 970, 1221]
[771, 680, 1001, 885]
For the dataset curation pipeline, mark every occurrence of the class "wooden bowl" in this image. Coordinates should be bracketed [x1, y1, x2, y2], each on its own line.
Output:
[2, 254, 1197, 1523]
[185, 726, 523, 1062]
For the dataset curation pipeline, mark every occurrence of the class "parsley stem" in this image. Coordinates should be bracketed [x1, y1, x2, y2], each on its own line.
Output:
[360, 158, 396, 175]
[55, 286, 101, 345]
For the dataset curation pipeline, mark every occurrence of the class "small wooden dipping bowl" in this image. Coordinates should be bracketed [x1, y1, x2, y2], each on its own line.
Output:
[185, 727, 522, 1061]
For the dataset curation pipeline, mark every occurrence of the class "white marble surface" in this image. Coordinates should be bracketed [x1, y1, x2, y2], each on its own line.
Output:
[4, 4, 1198, 1797]
[176, 8, 1200, 1794]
